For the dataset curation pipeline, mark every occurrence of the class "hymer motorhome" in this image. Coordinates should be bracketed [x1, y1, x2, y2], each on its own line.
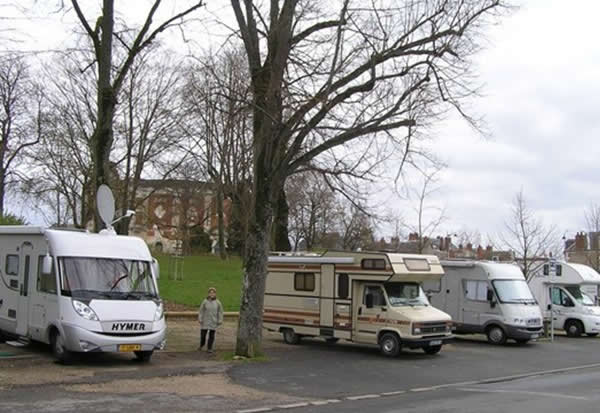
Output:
[528, 261, 600, 337]
[426, 260, 543, 345]
[0, 186, 165, 363]
[263, 251, 453, 357]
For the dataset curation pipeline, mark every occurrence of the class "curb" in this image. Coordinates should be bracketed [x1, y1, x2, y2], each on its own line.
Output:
[166, 311, 239, 320]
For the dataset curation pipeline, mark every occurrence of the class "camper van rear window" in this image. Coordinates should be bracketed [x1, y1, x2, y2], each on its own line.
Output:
[403, 258, 430, 271]
[294, 273, 315, 291]
[6, 255, 18, 275]
[361, 259, 386, 270]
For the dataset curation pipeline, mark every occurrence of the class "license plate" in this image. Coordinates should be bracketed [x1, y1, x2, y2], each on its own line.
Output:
[531, 334, 539, 339]
[119, 344, 142, 352]
[429, 340, 442, 346]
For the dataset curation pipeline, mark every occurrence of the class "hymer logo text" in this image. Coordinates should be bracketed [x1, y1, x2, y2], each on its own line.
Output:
[112, 322, 145, 331]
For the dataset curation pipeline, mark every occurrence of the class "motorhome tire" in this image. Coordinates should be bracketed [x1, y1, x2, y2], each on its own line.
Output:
[134, 351, 153, 362]
[565, 320, 583, 337]
[282, 329, 301, 345]
[586, 333, 598, 337]
[325, 337, 339, 344]
[379, 333, 401, 357]
[423, 345, 442, 355]
[51, 331, 72, 364]
[486, 325, 507, 345]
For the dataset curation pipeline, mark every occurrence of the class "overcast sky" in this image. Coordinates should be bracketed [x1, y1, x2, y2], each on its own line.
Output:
[5, 1, 599, 243]
[385, 0, 600, 244]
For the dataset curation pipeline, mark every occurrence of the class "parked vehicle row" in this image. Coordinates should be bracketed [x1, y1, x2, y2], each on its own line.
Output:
[264, 251, 600, 357]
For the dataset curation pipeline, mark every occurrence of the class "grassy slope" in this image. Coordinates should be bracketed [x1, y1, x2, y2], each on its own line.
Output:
[156, 255, 243, 311]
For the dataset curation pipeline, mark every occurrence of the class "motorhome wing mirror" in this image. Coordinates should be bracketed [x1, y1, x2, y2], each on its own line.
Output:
[547, 304, 552, 311]
[152, 258, 160, 280]
[365, 293, 374, 309]
[42, 254, 52, 275]
[486, 289, 494, 302]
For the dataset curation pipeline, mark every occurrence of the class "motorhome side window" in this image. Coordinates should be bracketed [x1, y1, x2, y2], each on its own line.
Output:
[6, 254, 18, 275]
[294, 273, 315, 291]
[550, 288, 573, 307]
[363, 286, 386, 306]
[361, 259, 386, 270]
[337, 274, 349, 298]
[464, 280, 489, 302]
[37, 255, 57, 294]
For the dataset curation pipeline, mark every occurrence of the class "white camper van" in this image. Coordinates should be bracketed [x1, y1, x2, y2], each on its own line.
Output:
[528, 261, 600, 337]
[426, 261, 543, 345]
[0, 226, 165, 363]
[263, 251, 453, 357]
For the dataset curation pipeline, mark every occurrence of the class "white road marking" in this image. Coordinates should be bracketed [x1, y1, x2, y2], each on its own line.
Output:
[237, 408, 273, 413]
[381, 390, 407, 396]
[276, 402, 310, 409]
[346, 394, 381, 400]
[310, 399, 341, 406]
[458, 387, 589, 401]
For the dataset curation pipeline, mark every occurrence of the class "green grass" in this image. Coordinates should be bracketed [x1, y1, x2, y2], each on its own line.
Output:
[156, 254, 243, 311]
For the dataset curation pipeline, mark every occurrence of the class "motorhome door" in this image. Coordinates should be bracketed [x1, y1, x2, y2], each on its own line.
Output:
[16, 242, 33, 336]
[320, 264, 335, 331]
[549, 287, 574, 327]
[354, 283, 387, 344]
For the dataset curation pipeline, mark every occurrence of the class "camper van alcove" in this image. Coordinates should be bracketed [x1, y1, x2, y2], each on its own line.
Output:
[427, 260, 544, 345]
[264, 251, 453, 357]
[0, 186, 166, 363]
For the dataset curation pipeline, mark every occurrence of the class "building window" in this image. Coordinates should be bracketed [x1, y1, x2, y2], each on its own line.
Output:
[338, 273, 349, 299]
[361, 258, 386, 270]
[464, 280, 489, 302]
[37, 255, 57, 295]
[294, 273, 315, 292]
[6, 255, 19, 276]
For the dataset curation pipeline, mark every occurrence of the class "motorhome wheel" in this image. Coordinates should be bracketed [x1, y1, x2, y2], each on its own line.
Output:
[282, 329, 301, 345]
[423, 345, 442, 355]
[51, 331, 73, 364]
[134, 351, 154, 362]
[486, 326, 507, 345]
[565, 320, 583, 337]
[379, 333, 401, 357]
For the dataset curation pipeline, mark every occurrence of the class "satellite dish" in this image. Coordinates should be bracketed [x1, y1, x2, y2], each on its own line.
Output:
[97, 184, 115, 229]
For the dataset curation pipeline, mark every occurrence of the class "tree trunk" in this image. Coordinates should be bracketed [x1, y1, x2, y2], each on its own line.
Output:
[217, 185, 227, 260]
[235, 186, 274, 357]
[0, 170, 5, 217]
[272, 188, 291, 251]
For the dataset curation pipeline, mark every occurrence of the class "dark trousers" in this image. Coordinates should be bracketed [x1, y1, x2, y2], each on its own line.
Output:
[200, 329, 216, 350]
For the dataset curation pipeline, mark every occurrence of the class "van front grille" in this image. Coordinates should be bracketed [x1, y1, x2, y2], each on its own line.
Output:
[421, 322, 448, 334]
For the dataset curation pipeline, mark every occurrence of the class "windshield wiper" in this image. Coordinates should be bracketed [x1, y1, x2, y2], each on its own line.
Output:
[110, 274, 129, 291]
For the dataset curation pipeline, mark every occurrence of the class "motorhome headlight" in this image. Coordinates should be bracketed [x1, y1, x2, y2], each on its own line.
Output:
[412, 323, 422, 335]
[72, 300, 99, 321]
[154, 302, 164, 321]
[512, 318, 526, 326]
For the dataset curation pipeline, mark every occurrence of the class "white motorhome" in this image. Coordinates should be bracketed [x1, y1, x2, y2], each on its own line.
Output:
[528, 261, 600, 337]
[263, 251, 453, 357]
[426, 261, 543, 345]
[0, 226, 166, 363]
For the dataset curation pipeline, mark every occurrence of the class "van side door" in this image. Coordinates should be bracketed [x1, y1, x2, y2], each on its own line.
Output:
[354, 284, 387, 344]
[550, 287, 573, 328]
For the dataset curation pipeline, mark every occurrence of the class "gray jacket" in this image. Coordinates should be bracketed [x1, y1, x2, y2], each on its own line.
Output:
[198, 298, 224, 330]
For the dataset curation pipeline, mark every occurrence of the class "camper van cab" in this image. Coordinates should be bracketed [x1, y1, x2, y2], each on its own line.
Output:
[0, 226, 166, 363]
[264, 252, 453, 357]
[427, 261, 544, 345]
[528, 261, 600, 337]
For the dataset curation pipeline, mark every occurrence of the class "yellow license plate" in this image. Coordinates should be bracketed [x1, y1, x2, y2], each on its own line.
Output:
[119, 344, 142, 352]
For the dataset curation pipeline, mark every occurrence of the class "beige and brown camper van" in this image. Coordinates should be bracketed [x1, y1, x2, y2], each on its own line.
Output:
[263, 251, 453, 357]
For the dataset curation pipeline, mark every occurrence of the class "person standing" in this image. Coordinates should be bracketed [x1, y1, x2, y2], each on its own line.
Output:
[198, 287, 224, 353]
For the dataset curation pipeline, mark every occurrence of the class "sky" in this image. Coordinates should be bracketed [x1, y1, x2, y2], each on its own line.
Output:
[4, 0, 600, 244]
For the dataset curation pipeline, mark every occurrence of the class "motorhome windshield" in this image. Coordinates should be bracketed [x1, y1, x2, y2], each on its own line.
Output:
[385, 283, 429, 307]
[492, 280, 536, 304]
[59, 257, 157, 300]
[565, 286, 595, 306]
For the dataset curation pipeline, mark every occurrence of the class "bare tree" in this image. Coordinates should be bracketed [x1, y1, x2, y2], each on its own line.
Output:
[401, 166, 447, 253]
[499, 189, 558, 280]
[69, 0, 203, 229]
[580, 202, 600, 271]
[229, 0, 509, 356]
[0, 54, 44, 216]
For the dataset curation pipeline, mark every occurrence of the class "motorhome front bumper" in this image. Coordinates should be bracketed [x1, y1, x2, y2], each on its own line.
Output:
[60, 322, 167, 353]
[505, 325, 543, 340]
[402, 335, 454, 349]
